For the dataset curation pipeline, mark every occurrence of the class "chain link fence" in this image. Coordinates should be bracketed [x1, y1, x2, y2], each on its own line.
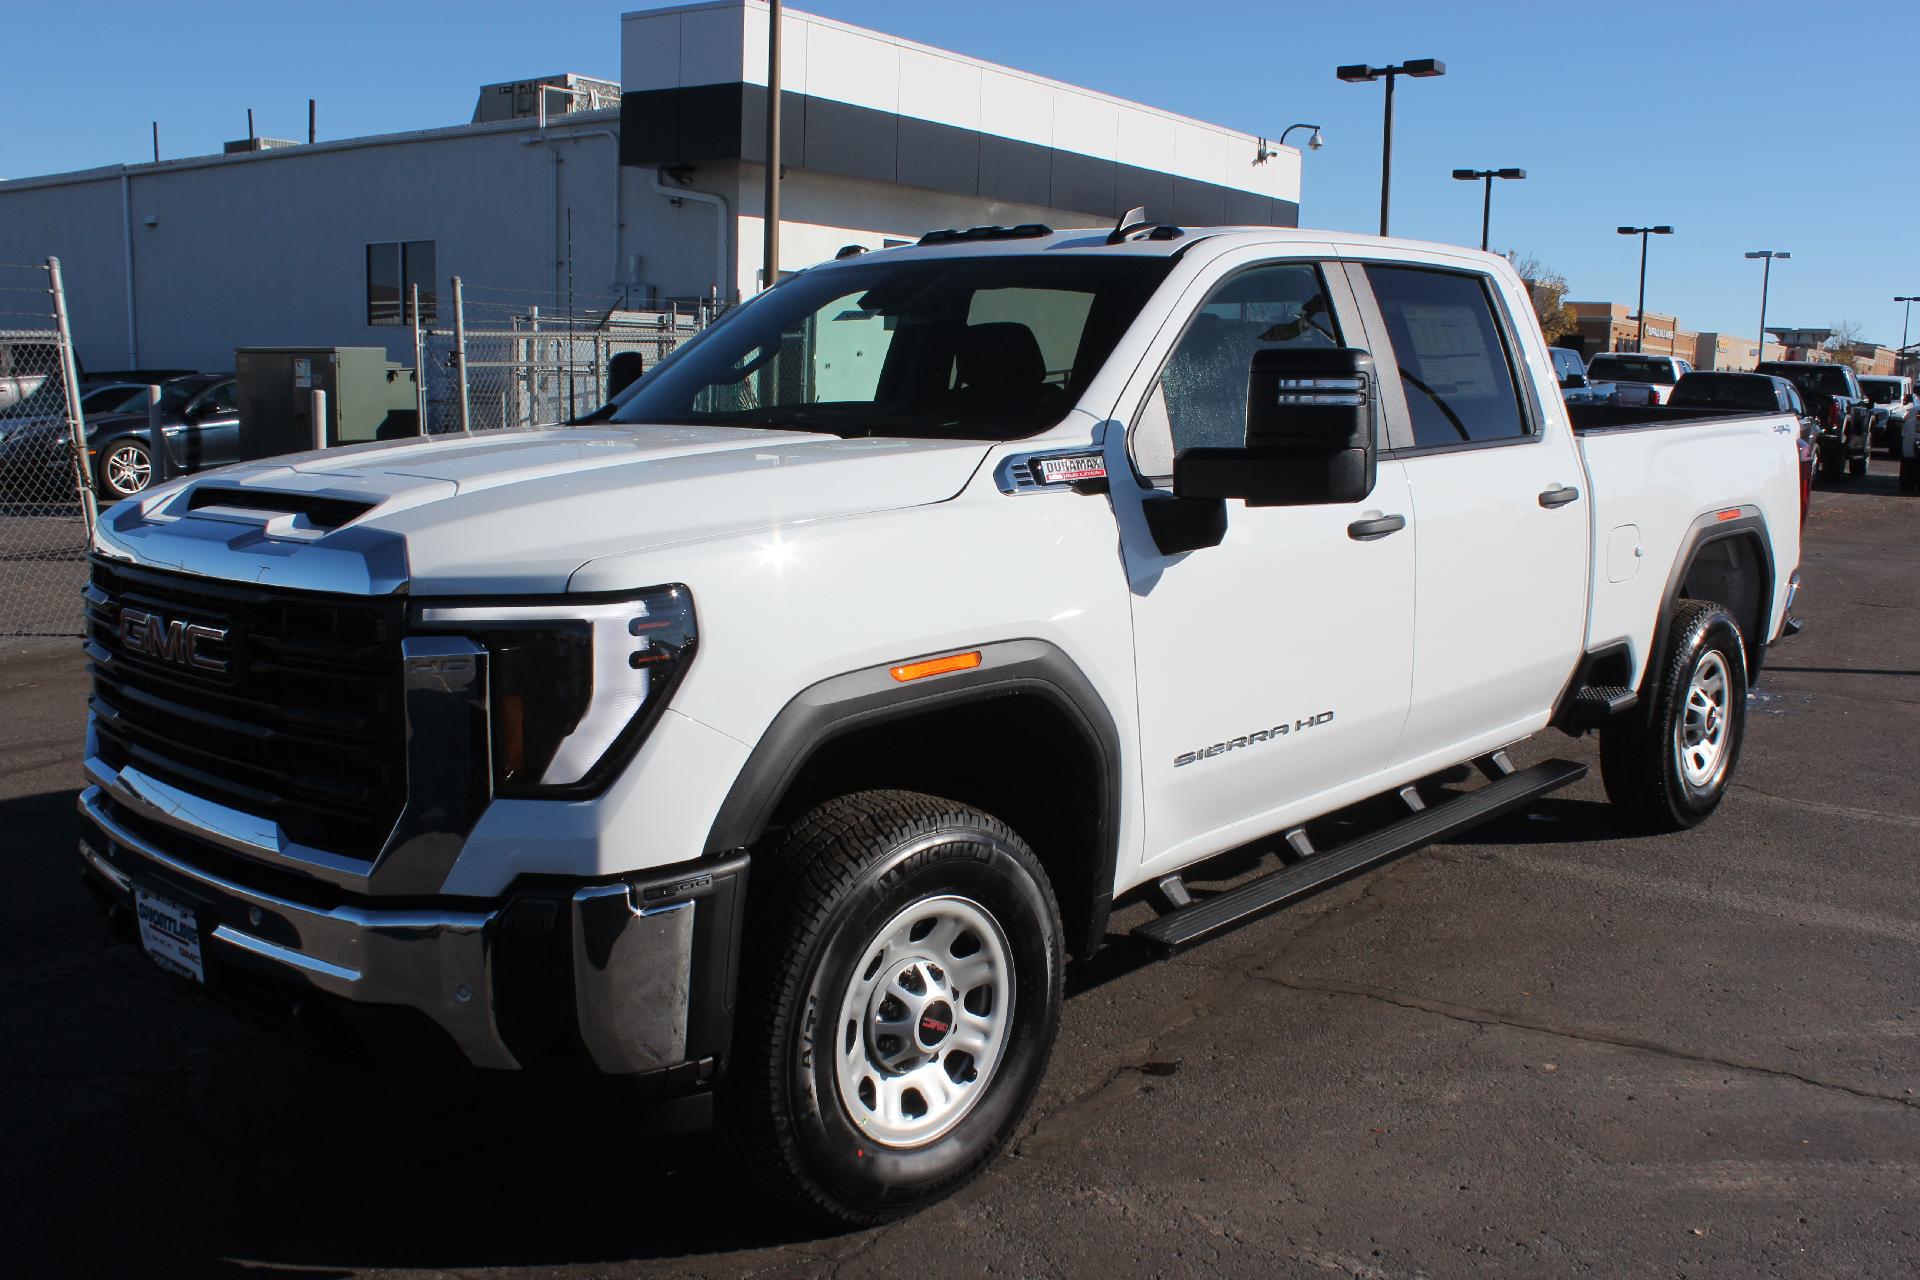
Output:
[417, 281, 719, 434]
[0, 259, 92, 636]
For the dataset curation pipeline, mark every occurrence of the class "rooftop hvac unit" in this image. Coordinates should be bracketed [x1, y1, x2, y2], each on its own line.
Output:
[472, 74, 620, 124]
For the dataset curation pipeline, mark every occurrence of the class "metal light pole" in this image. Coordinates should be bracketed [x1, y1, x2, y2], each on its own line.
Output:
[1451, 168, 1525, 251]
[1337, 59, 1446, 236]
[1744, 251, 1790, 366]
[1895, 295, 1920, 354]
[1618, 225, 1673, 352]
[762, 0, 782, 291]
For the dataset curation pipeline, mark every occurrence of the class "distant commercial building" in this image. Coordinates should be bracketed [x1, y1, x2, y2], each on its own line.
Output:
[0, 1, 1303, 376]
[1693, 331, 1783, 372]
[1566, 301, 1697, 362]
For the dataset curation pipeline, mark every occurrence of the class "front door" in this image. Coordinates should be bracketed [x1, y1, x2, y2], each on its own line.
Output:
[1114, 256, 1417, 873]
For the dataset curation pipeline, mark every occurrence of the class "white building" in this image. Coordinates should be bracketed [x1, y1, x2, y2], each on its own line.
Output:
[0, 1, 1302, 376]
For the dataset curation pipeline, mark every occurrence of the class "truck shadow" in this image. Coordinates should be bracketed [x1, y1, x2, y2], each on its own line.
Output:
[4, 763, 1641, 1277]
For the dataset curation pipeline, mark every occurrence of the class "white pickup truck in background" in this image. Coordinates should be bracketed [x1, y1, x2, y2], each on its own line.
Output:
[1586, 351, 1694, 406]
[77, 222, 1802, 1225]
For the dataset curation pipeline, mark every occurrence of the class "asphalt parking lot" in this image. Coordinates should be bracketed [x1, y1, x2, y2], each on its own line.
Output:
[2, 462, 1916, 1279]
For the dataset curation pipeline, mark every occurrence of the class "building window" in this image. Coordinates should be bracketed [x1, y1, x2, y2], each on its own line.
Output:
[366, 240, 436, 325]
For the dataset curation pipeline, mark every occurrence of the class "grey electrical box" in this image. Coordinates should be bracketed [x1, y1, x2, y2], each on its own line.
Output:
[235, 346, 420, 461]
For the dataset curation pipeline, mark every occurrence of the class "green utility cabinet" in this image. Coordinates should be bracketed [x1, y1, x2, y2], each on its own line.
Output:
[235, 346, 420, 461]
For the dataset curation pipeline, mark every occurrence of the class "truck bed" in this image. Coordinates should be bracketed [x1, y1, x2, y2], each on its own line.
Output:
[1569, 403, 1803, 688]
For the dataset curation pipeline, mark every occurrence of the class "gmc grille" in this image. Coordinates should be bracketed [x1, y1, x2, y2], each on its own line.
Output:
[85, 558, 408, 861]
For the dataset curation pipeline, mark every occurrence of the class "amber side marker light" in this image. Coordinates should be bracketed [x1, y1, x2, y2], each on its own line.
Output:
[890, 651, 982, 682]
[1715, 507, 1743, 522]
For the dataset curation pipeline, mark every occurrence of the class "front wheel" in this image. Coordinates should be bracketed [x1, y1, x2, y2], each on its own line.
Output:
[1601, 600, 1748, 833]
[724, 790, 1064, 1226]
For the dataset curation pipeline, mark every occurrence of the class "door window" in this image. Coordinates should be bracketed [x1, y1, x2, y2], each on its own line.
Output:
[194, 381, 238, 416]
[1365, 265, 1530, 448]
[1132, 262, 1342, 477]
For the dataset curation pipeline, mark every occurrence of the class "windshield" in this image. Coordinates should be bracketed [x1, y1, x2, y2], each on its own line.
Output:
[1587, 355, 1677, 385]
[1758, 363, 1854, 396]
[1860, 379, 1904, 404]
[609, 255, 1174, 439]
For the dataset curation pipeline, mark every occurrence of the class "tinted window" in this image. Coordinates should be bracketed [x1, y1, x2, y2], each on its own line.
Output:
[1549, 348, 1584, 381]
[1860, 379, 1903, 404]
[1669, 374, 1776, 412]
[1366, 265, 1528, 447]
[1588, 355, 1679, 385]
[1153, 262, 1342, 456]
[1758, 363, 1856, 397]
[195, 380, 238, 414]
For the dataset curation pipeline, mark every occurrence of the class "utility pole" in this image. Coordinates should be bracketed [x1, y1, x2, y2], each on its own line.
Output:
[762, 0, 782, 291]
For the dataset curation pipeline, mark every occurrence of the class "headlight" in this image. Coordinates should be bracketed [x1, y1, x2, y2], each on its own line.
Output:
[416, 584, 696, 797]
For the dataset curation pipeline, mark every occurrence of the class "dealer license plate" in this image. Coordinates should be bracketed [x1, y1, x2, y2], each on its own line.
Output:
[133, 884, 204, 984]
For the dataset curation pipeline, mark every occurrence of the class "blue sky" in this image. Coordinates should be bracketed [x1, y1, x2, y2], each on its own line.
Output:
[6, 0, 1916, 345]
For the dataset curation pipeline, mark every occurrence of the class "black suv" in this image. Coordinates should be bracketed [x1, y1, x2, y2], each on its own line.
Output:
[1755, 361, 1871, 481]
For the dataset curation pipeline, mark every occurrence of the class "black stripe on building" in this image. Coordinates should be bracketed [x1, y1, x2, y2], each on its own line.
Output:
[620, 84, 1299, 229]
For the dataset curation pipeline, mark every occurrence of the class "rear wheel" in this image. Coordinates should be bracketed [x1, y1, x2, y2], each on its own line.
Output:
[1601, 600, 1748, 833]
[1847, 448, 1867, 480]
[724, 790, 1064, 1226]
[97, 439, 153, 499]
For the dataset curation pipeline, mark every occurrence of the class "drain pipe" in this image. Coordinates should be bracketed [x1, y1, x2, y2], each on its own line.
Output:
[523, 123, 624, 306]
[120, 168, 138, 366]
[650, 167, 731, 305]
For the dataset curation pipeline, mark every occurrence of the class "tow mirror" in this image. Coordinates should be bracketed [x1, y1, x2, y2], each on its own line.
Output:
[1173, 347, 1377, 507]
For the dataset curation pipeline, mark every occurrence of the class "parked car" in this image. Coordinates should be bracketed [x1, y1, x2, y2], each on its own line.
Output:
[1669, 371, 1815, 522]
[1548, 346, 1615, 405]
[1901, 398, 1919, 495]
[0, 333, 68, 413]
[1586, 352, 1692, 405]
[1755, 360, 1871, 481]
[86, 373, 239, 499]
[1857, 374, 1911, 454]
[0, 374, 238, 500]
[76, 226, 1802, 1226]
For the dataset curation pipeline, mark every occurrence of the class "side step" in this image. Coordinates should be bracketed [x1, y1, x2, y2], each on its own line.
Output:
[1133, 758, 1588, 955]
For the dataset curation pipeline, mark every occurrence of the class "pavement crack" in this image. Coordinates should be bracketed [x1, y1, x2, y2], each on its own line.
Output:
[1730, 783, 1920, 829]
[1254, 973, 1920, 1112]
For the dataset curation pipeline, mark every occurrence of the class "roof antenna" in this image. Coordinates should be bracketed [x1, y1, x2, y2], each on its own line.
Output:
[1107, 206, 1152, 245]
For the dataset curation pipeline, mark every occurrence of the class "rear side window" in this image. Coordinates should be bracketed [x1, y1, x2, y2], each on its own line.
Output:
[1589, 354, 1679, 385]
[1365, 265, 1529, 447]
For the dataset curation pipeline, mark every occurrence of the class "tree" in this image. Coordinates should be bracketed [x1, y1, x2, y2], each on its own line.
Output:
[1506, 252, 1578, 344]
[1823, 319, 1865, 370]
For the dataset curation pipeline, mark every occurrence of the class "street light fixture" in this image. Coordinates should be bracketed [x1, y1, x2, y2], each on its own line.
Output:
[1618, 224, 1674, 352]
[1895, 295, 1920, 353]
[1451, 167, 1526, 251]
[1336, 58, 1446, 236]
[1744, 251, 1790, 366]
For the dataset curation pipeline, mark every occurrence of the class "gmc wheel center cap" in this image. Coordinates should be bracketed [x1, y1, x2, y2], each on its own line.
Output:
[917, 999, 954, 1048]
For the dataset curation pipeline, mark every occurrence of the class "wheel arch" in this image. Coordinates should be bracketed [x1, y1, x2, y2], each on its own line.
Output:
[1645, 506, 1775, 704]
[705, 638, 1122, 959]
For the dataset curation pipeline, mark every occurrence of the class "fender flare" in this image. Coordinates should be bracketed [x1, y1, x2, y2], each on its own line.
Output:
[1644, 505, 1776, 707]
[704, 637, 1123, 956]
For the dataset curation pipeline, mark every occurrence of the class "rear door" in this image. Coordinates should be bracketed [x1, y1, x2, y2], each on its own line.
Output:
[1343, 256, 1588, 769]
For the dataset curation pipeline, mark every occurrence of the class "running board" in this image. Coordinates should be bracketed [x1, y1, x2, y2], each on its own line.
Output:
[1133, 758, 1588, 955]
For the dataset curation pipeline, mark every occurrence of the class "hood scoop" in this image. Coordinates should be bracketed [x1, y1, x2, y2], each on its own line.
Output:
[186, 485, 378, 531]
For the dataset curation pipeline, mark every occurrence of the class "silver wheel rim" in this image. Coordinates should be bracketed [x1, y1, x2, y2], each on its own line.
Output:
[832, 894, 1014, 1149]
[105, 444, 150, 495]
[1676, 649, 1732, 789]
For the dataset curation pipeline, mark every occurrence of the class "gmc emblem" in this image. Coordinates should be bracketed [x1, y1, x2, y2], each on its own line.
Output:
[118, 608, 228, 674]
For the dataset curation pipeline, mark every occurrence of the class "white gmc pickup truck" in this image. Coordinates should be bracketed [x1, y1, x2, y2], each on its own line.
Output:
[78, 222, 1803, 1225]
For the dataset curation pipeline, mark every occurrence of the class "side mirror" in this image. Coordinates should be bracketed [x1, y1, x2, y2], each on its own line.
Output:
[1565, 373, 1588, 389]
[1173, 347, 1377, 507]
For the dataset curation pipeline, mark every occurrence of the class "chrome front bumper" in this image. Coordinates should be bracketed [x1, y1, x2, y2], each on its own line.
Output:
[78, 782, 748, 1079]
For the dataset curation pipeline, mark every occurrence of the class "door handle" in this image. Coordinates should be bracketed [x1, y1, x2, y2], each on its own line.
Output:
[1538, 485, 1581, 509]
[1347, 513, 1407, 541]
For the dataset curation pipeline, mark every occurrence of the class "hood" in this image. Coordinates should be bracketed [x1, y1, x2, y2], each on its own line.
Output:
[105, 424, 992, 594]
